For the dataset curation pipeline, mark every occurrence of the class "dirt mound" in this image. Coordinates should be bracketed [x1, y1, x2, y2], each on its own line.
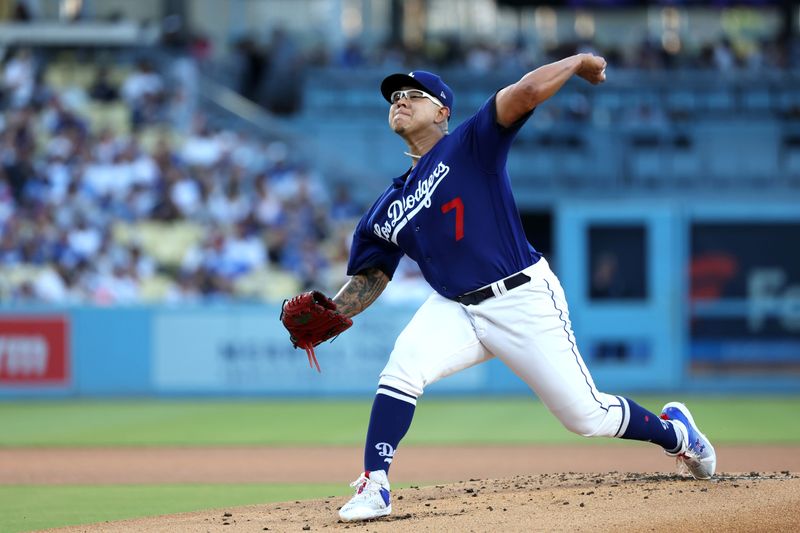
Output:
[48, 471, 800, 532]
[7, 444, 799, 485]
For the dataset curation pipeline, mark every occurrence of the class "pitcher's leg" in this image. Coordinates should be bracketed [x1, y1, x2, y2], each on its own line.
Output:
[363, 386, 416, 473]
[379, 292, 492, 398]
[364, 292, 491, 472]
[475, 259, 680, 449]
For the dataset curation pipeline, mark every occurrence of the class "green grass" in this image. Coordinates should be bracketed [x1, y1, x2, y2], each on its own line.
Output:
[0, 483, 348, 533]
[0, 397, 798, 532]
[1, 396, 799, 447]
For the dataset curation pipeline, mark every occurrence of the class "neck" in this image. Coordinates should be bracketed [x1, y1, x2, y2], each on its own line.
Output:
[403, 129, 445, 167]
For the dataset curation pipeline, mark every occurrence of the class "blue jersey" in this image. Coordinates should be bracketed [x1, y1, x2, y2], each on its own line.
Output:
[347, 95, 542, 299]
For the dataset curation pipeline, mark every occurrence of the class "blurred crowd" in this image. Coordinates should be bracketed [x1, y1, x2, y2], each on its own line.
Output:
[2, 2, 799, 306]
[0, 47, 365, 305]
[228, 29, 800, 95]
[312, 34, 800, 73]
[224, 28, 800, 119]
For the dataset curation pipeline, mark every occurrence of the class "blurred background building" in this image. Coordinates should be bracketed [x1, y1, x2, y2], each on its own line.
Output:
[0, 0, 798, 396]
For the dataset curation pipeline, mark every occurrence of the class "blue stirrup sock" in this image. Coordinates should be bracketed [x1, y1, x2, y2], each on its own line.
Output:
[363, 385, 417, 473]
[618, 397, 681, 453]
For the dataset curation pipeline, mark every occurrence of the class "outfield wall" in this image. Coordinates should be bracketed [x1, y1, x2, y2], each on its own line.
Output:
[1, 297, 798, 399]
[0, 304, 506, 398]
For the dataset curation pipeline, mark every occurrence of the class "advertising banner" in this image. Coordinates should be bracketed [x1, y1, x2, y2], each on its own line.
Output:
[0, 316, 70, 386]
[152, 305, 486, 394]
[689, 222, 800, 372]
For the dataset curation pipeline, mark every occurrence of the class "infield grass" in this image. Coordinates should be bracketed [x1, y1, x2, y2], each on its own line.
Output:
[0, 483, 348, 533]
[1, 396, 799, 447]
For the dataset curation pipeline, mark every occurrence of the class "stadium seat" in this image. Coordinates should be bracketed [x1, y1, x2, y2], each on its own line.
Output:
[139, 274, 175, 302]
[0, 265, 44, 299]
[233, 267, 301, 302]
[113, 221, 205, 268]
[82, 101, 130, 135]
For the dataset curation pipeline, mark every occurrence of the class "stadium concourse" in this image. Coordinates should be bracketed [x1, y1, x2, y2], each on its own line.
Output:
[0, 51, 370, 305]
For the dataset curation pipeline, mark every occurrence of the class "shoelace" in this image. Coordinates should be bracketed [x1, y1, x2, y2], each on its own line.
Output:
[350, 474, 369, 489]
[349, 474, 384, 496]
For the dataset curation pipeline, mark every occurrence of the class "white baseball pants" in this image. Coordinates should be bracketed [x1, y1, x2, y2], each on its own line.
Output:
[379, 258, 630, 439]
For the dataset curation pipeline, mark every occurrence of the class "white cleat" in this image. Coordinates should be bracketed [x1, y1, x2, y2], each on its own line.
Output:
[338, 470, 392, 522]
[661, 402, 717, 480]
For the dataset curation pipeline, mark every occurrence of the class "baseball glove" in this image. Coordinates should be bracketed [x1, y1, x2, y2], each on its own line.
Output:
[280, 290, 353, 372]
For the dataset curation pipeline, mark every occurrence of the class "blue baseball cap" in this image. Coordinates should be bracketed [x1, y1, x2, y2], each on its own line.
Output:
[380, 70, 454, 114]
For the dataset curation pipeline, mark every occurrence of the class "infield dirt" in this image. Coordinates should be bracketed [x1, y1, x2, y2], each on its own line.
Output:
[6, 444, 798, 532]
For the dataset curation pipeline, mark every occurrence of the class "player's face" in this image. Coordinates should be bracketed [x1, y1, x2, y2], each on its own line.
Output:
[388, 87, 445, 134]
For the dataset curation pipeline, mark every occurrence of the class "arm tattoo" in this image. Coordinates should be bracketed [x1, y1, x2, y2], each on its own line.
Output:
[333, 268, 389, 318]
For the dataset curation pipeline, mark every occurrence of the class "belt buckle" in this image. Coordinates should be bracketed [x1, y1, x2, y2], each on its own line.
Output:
[464, 289, 487, 306]
[457, 290, 478, 306]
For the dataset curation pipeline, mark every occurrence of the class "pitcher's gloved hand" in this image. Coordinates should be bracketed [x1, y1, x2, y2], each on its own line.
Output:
[280, 290, 353, 372]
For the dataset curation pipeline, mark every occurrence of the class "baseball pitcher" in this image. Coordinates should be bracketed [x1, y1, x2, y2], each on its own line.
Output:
[280, 53, 716, 522]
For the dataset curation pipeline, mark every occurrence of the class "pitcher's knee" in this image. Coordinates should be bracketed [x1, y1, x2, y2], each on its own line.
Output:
[557, 406, 622, 438]
[561, 416, 604, 437]
[378, 373, 424, 399]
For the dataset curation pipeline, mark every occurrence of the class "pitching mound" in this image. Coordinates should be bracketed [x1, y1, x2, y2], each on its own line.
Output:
[48, 471, 799, 532]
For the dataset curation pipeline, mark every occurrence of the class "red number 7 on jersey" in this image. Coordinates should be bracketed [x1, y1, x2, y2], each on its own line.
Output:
[441, 197, 464, 241]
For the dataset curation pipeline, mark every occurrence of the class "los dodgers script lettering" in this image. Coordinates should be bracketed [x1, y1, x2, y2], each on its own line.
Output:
[374, 161, 450, 243]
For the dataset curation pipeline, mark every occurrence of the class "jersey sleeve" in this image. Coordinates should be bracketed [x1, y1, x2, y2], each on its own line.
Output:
[459, 93, 534, 174]
[346, 208, 404, 279]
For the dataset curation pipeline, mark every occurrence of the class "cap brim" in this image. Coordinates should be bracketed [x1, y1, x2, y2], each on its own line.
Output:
[380, 74, 430, 104]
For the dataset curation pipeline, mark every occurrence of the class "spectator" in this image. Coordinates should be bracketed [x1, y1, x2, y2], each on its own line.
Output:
[220, 222, 267, 278]
[33, 264, 75, 303]
[262, 27, 305, 115]
[66, 215, 101, 260]
[165, 270, 202, 304]
[0, 172, 14, 225]
[235, 36, 268, 101]
[0, 228, 21, 265]
[121, 59, 165, 127]
[329, 183, 362, 222]
[88, 66, 120, 103]
[167, 55, 198, 133]
[3, 48, 36, 109]
[713, 38, 736, 71]
[253, 175, 284, 227]
[208, 179, 250, 226]
[92, 262, 140, 305]
[12, 0, 38, 21]
[40, 95, 88, 138]
[181, 115, 224, 167]
[282, 238, 328, 291]
[168, 167, 202, 219]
